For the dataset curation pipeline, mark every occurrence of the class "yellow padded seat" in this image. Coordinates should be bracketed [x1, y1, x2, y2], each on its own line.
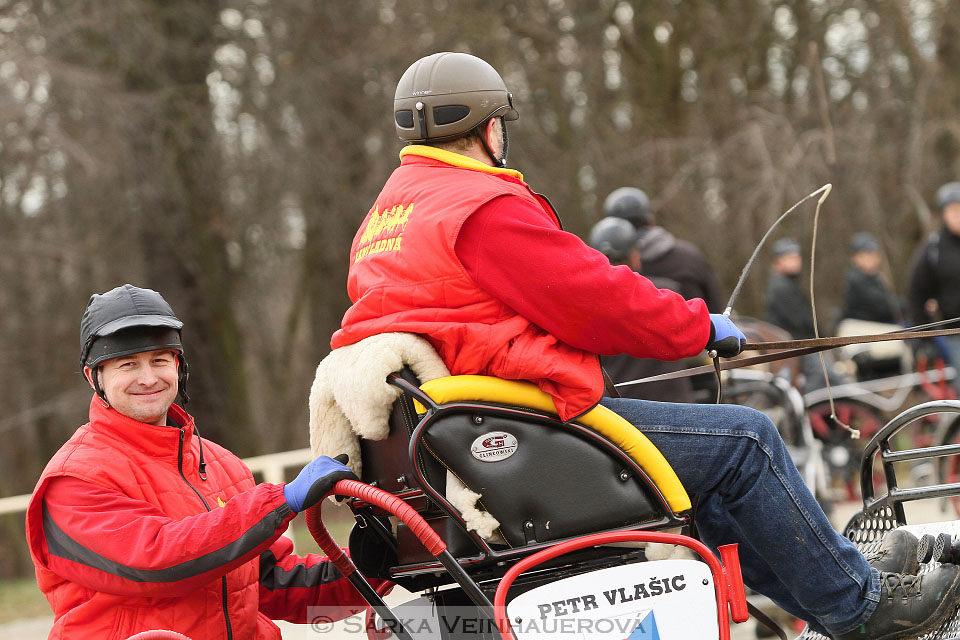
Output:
[416, 375, 691, 514]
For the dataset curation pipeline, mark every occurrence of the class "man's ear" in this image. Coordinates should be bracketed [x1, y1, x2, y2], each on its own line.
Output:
[484, 117, 500, 146]
[82, 366, 95, 389]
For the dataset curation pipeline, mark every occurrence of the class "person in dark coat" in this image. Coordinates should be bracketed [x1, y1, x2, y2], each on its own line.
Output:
[765, 238, 816, 339]
[764, 238, 849, 392]
[841, 232, 900, 324]
[588, 217, 694, 403]
[603, 187, 726, 312]
[907, 183, 960, 329]
[907, 182, 960, 392]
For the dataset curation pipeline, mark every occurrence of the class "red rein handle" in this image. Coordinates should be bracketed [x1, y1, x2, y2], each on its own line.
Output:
[305, 479, 448, 576]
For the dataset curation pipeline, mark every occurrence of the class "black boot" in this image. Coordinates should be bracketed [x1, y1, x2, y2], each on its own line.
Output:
[864, 529, 919, 575]
[835, 564, 960, 640]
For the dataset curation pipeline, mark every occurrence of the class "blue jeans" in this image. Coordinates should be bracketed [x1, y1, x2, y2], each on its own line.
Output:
[942, 334, 960, 397]
[601, 397, 881, 637]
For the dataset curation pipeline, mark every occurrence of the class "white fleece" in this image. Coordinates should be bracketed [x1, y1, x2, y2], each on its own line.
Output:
[307, 332, 500, 538]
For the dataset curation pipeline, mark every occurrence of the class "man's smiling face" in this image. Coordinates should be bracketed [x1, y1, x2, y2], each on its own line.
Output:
[85, 350, 179, 426]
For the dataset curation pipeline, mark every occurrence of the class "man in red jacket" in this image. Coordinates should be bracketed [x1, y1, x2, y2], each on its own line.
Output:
[334, 51, 960, 640]
[27, 284, 375, 639]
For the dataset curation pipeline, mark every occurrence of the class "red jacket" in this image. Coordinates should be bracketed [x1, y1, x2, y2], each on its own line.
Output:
[26, 397, 371, 639]
[333, 146, 709, 420]
[333, 146, 605, 420]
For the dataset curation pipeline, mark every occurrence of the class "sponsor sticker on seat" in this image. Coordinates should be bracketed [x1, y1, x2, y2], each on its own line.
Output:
[470, 431, 518, 462]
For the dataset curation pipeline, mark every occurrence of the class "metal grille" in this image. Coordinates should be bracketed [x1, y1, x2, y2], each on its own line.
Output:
[796, 517, 960, 639]
[845, 503, 899, 545]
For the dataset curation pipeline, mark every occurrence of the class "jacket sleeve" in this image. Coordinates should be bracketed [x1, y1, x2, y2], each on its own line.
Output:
[841, 270, 857, 320]
[38, 475, 295, 598]
[455, 195, 710, 360]
[907, 241, 936, 325]
[258, 535, 389, 623]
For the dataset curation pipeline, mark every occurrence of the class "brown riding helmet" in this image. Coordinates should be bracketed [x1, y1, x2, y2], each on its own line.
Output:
[394, 52, 519, 143]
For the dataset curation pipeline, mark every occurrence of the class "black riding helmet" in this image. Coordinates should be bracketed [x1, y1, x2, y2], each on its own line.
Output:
[603, 187, 653, 229]
[80, 284, 189, 405]
[588, 217, 639, 265]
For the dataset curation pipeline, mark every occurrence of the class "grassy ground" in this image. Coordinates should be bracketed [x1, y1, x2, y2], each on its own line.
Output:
[0, 577, 50, 624]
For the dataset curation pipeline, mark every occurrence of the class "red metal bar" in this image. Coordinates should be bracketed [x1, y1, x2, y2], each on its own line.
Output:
[492, 531, 744, 640]
[305, 502, 355, 577]
[718, 544, 749, 623]
[339, 479, 447, 556]
[305, 479, 448, 572]
[305, 480, 426, 640]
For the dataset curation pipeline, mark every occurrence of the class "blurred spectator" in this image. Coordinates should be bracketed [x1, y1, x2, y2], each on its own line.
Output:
[841, 232, 901, 324]
[603, 187, 725, 312]
[765, 238, 848, 391]
[588, 217, 694, 403]
[837, 233, 910, 380]
[765, 238, 816, 339]
[907, 182, 960, 388]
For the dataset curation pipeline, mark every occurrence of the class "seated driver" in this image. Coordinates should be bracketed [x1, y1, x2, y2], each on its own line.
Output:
[330, 51, 960, 640]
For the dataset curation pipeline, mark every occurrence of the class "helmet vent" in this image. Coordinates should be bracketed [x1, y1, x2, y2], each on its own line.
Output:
[395, 110, 415, 129]
[433, 105, 470, 126]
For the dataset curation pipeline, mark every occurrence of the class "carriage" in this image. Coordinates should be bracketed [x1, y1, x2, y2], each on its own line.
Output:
[301, 361, 960, 639]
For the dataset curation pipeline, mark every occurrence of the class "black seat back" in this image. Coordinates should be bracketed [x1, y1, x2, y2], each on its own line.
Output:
[424, 407, 665, 546]
[352, 371, 680, 582]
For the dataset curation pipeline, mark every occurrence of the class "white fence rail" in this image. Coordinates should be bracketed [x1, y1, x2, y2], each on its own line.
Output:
[0, 447, 315, 519]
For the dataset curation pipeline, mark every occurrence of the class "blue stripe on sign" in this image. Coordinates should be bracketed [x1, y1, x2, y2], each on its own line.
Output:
[628, 611, 660, 640]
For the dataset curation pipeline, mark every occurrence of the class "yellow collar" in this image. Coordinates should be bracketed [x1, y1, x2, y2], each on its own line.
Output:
[400, 145, 524, 181]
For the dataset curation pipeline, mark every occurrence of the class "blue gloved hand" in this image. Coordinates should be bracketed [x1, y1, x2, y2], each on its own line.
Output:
[706, 313, 747, 358]
[283, 454, 357, 513]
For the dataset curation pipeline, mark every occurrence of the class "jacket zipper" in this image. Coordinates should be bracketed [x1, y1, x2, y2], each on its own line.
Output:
[178, 429, 234, 640]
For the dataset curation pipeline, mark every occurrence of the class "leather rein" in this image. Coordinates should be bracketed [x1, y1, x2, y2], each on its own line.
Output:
[614, 324, 960, 388]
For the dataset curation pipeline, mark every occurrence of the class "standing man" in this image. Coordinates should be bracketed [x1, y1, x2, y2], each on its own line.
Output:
[765, 237, 817, 339]
[838, 232, 909, 380]
[842, 232, 900, 324]
[765, 237, 848, 391]
[26, 284, 377, 639]
[603, 186, 726, 312]
[331, 51, 960, 640]
[908, 182, 960, 392]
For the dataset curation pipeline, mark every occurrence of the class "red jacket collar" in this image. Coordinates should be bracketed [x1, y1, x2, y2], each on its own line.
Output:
[86, 395, 196, 460]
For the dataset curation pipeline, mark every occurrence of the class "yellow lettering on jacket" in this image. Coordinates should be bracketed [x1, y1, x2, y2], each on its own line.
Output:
[354, 202, 412, 263]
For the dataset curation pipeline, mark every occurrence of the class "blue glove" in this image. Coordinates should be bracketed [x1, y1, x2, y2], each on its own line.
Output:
[283, 454, 357, 513]
[706, 314, 747, 358]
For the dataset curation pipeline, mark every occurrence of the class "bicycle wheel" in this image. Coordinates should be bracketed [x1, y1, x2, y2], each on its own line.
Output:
[806, 399, 884, 500]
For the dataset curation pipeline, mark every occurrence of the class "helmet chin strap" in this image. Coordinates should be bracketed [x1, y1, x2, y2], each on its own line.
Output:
[478, 117, 508, 168]
[91, 368, 109, 407]
[177, 354, 190, 405]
